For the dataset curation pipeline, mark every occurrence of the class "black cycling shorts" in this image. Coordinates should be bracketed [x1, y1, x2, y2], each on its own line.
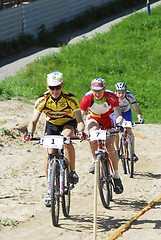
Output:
[45, 119, 77, 135]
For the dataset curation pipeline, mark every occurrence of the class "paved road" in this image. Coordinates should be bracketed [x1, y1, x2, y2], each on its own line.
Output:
[0, 1, 161, 82]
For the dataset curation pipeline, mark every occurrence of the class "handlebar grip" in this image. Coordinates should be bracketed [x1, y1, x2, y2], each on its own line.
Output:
[31, 137, 41, 141]
[132, 122, 143, 126]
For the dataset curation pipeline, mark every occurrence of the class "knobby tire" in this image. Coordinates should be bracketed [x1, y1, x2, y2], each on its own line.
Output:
[51, 161, 60, 226]
[125, 138, 134, 178]
[62, 158, 70, 217]
[97, 154, 111, 208]
[119, 136, 127, 174]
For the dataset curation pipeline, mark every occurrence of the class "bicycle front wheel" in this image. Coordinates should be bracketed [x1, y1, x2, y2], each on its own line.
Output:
[51, 161, 60, 226]
[125, 138, 134, 178]
[62, 158, 70, 217]
[119, 136, 127, 174]
[97, 154, 111, 208]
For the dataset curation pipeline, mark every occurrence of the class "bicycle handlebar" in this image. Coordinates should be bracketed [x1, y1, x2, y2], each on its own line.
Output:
[30, 137, 41, 141]
[29, 135, 82, 145]
[132, 122, 144, 126]
[85, 129, 119, 141]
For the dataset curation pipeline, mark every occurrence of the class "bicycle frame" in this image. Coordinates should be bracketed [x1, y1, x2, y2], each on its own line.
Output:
[89, 129, 118, 208]
[119, 121, 142, 178]
[95, 139, 114, 175]
[122, 127, 132, 160]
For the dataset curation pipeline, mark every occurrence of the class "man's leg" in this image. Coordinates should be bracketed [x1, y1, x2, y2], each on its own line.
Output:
[106, 135, 123, 194]
[106, 135, 119, 172]
[62, 125, 78, 184]
[62, 125, 75, 170]
[127, 128, 138, 161]
[86, 119, 99, 173]
[87, 119, 99, 157]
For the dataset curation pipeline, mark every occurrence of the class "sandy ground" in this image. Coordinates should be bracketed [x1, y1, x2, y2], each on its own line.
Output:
[0, 100, 161, 240]
[0, 2, 161, 239]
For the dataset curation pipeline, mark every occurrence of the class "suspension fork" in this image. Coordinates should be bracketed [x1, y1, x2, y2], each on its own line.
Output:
[47, 149, 60, 194]
[47, 154, 52, 193]
[123, 127, 132, 158]
[98, 140, 113, 176]
[97, 140, 109, 178]
[59, 149, 64, 197]
[98, 139, 103, 150]
[122, 128, 127, 159]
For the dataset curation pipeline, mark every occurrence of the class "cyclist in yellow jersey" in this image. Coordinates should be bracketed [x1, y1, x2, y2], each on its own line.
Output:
[24, 71, 85, 205]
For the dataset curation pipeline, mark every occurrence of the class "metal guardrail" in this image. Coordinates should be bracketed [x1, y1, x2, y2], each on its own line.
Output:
[0, 0, 32, 10]
[0, 0, 114, 41]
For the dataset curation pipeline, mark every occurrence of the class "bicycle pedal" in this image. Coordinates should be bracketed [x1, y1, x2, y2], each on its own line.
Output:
[64, 190, 68, 195]
[69, 184, 74, 190]
[45, 200, 51, 208]
[64, 187, 69, 195]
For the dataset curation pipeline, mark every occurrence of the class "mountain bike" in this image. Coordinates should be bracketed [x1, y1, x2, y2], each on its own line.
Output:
[32, 135, 79, 226]
[89, 129, 118, 208]
[119, 121, 141, 178]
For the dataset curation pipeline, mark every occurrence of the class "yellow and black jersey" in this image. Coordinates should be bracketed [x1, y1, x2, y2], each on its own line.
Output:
[34, 90, 80, 125]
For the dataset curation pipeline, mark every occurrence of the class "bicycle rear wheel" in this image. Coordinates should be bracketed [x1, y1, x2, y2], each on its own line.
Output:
[119, 136, 127, 174]
[125, 138, 134, 178]
[62, 158, 70, 217]
[51, 161, 60, 226]
[97, 154, 111, 208]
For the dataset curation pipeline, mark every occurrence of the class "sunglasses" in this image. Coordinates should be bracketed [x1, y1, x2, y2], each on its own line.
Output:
[117, 91, 126, 94]
[49, 85, 62, 90]
[92, 89, 104, 93]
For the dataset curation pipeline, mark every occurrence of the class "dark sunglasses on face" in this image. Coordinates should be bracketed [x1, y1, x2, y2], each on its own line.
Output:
[92, 89, 104, 93]
[49, 85, 62, 90]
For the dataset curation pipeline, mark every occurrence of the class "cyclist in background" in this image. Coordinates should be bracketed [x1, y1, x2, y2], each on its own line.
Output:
[114, 82, 144, 161]
[24, 71, 85, 205]
[80, 78, 124, 194]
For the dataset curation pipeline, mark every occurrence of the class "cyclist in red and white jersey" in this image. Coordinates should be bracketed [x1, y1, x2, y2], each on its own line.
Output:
[114, 82, 144, 161]
[80, 78, 124, 194]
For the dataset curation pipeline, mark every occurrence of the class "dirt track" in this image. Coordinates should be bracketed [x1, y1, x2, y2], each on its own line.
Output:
[0, 100, 161, 240]
[1, 3, 161, 239]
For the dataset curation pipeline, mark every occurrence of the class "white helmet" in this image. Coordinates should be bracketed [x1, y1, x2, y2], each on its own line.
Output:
[47, 71, 63, 86]
[115, 82, 127, 91]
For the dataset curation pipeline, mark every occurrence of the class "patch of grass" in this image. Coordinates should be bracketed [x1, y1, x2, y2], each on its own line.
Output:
[0, 218, 18, 226]
[0, 120, 7, 125]
[0, 127, 9, 133]
[0, 4, 161, 123]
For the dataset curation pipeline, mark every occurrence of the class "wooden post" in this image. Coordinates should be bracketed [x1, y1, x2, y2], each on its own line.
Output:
[93, 160, 98, 240]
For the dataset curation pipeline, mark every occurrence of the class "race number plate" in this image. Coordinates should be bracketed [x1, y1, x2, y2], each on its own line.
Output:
[90, 130, 106, 141]
[122, 120, 132, 128]
[43, 135, 64, 149]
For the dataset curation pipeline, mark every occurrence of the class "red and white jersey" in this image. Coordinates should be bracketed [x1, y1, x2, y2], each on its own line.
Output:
[117, 91, 136, 113]
[80, 90, 119, 118]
